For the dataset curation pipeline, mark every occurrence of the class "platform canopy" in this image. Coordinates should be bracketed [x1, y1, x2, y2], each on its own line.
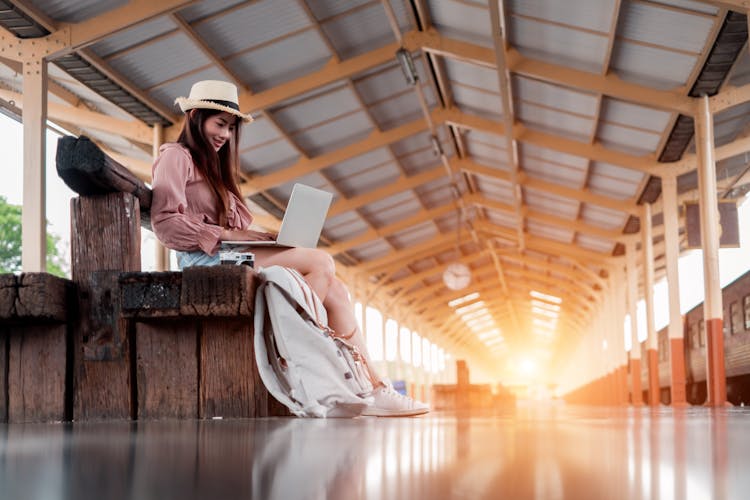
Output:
[2, 0, 750, 377]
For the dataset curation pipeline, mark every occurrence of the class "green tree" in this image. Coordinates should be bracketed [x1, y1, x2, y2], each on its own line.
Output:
[0, 195, 68, 277]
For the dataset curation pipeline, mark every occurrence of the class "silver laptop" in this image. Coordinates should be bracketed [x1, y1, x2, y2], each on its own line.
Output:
[222, 183, 333, 248]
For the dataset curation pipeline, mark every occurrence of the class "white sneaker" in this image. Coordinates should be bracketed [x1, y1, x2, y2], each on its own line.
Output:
[361, 380, 430, 417]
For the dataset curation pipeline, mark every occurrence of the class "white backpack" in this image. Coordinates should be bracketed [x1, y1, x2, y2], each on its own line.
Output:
[253, 266, 374, 417]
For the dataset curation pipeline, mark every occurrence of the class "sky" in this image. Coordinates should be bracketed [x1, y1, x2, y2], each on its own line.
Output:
[2, 112, 750, 346]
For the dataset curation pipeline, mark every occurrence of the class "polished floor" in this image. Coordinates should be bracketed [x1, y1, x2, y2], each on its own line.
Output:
[1, 402, 749, 500]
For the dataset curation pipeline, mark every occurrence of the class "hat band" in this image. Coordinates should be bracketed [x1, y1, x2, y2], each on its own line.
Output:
[202, 98, 240, 111]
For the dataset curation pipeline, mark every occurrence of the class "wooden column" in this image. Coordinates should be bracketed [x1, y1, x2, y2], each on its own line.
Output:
[601, 310, 610, 405]
[71, 192, 141, 419]
[21, 57, 47, 272]
[152, 123, 170, 271]
[642, 203, 659, 406]
[605, 275, 622, 405]
[626, 240, 643, 405]
[616, 267, 630, 405]
[662, 174, 687, 406]
[695, 95, 727, 406]
[395, 321, 404, 382]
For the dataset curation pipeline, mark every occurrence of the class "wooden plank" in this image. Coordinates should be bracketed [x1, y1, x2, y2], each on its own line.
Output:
[15, 273, 71, 322]
[0, 273, 72, 322]
[136, 321, 198, 419]
[120, 272, 182, 319]
[0, 330, 7, 423]
[57, 135, 153, 229]
[71, 192, 140, 420]
[199, 319, 258, 419]
[0, 274, 15, 319]
[181, 266, 255, 317]
[7, 324, 68, 423]
[71, 193, 141, 279]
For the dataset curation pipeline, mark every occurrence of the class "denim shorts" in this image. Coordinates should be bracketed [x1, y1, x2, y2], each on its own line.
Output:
[176, 251, 221, 270]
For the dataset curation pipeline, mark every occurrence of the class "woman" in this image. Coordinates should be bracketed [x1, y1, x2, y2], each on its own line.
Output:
[151, 80, 428, 417]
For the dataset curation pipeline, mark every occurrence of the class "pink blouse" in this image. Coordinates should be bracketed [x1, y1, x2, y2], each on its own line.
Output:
[151, 143, 253, 255]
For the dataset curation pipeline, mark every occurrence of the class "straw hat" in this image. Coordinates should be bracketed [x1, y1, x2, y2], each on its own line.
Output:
[175, 80, 253, 122]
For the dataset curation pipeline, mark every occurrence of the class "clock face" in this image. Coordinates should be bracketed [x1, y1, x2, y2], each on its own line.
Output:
[443, 263, 471, 290]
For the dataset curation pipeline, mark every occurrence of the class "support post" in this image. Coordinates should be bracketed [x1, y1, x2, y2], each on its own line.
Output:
[626, 240, 643, 406]
[152, 123, 170, 271]
[21, 57, 47, 272]
[695, 95, 727, 406]
[642, 203, 659, 406]
[606, 279, 619, 405]
[662, 174, 687, 406]
[616, 266, 630, 405]
[71, 192, 140, 419]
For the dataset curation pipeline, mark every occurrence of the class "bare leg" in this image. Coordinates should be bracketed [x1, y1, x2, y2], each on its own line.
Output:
[252, 247, 384, 385]
[252, 247, 335, 300]
[323, 278, 383, 385]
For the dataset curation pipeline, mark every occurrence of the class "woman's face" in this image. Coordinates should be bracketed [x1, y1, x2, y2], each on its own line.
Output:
[201, 111, 236, 151]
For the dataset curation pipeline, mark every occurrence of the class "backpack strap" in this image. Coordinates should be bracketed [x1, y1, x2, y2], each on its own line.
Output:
[284, 268, 333, 335]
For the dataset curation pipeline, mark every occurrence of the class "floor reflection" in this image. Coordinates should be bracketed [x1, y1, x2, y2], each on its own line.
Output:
[1, 404, 750, 499]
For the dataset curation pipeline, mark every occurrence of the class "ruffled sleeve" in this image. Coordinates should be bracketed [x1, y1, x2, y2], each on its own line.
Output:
[150, 144, 223, 254]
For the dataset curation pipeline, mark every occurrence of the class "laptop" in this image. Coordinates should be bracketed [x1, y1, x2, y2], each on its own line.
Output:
[221, 183, 333, 249]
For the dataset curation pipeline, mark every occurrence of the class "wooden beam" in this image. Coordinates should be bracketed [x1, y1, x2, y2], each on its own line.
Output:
[435, 107, 664, 176]
[403, 29, 694, 115]
[52, 0, 198, 54]
[466, 193, 625, 242]
[358, 232, 457, 273]
[329, 166, 446, 217]
[328, 202, 455, 255]
[170, 12, 243, 86]
[0, 88, 152, 144]
[474, 220, 615, 267]
[411, 263, 596, 314]
[20, 56, 47, 272]
[241, 117, 427, 195]
[238, 42, 401, 113]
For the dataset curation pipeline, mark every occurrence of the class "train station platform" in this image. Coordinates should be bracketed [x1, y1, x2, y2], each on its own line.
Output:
[2, 402, 748, 499]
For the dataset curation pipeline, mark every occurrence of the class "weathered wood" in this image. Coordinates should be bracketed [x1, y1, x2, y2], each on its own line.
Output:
[0, 274, 15, 319]
[121, 272, 182, 318]
[7, 324, 68, 423]
[181, 266, 256, 317]
[0, 331, 7, 423]
[71, 192, 140, 420]
[266, 392, 293, 417]
[79, 271, 125, 360]
[0, 273, 72, 322]
[56, 135, 152, 229]
[71, 193, 141, 280]
[16, 273, 71, 321]
[199, 319, 258, 418]
[136, 321, 198, 419]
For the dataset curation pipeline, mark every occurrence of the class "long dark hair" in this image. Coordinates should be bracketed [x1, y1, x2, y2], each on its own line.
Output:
[177, 108, 243, 227]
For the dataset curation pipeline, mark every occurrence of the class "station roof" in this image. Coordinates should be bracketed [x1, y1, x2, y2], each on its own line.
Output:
[2, 0, 749, 378]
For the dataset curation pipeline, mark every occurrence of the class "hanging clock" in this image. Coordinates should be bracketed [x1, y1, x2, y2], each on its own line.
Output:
[443, 262, 471, 290]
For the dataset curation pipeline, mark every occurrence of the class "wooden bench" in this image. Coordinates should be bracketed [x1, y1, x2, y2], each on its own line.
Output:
[0, 135, 286, 422]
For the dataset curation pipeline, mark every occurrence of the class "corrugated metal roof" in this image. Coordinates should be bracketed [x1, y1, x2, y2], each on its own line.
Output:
[6, 0, 750, 373]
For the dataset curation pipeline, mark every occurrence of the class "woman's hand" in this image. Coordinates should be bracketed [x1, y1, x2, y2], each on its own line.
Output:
[221, 228, 277, 241]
